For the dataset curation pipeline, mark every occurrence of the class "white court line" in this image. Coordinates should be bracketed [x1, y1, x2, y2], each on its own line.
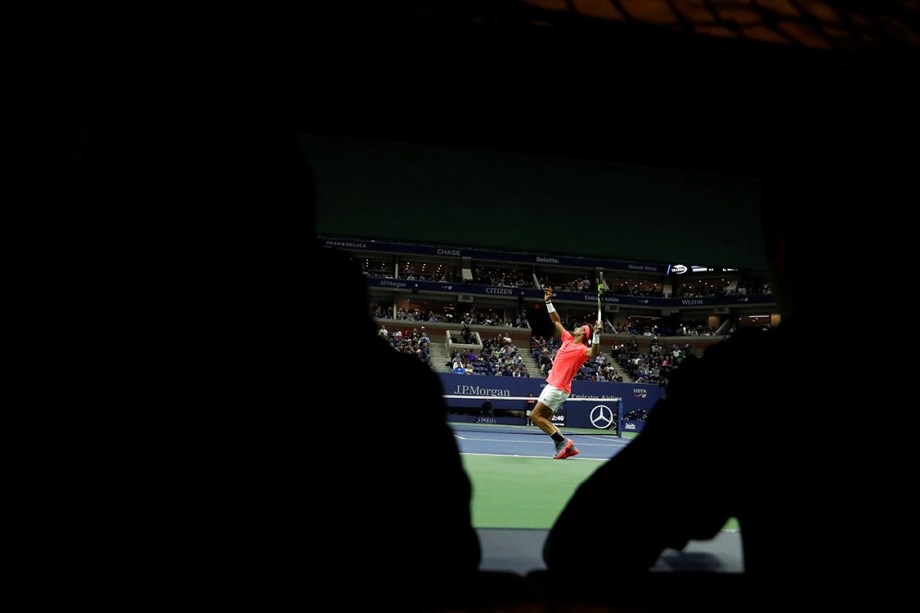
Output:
[582, 434, 628, 443]
[461, 451, 607, 461]
[457, 435, 629, 448]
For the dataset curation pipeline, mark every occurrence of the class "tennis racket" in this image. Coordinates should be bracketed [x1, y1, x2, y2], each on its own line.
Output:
[596, 271, 604, 330]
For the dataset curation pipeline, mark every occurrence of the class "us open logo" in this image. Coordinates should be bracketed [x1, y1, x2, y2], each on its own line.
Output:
[590, 405, 614, 429]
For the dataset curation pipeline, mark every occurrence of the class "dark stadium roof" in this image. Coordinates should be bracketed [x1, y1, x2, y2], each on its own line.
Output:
[62, 1, 919, 269]
[299, 0, 920, 176]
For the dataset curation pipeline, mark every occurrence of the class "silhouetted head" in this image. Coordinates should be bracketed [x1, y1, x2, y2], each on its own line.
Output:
[759, 160, 876, 326]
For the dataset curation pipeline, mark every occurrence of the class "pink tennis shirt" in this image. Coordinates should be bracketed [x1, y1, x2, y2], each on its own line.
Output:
[546, 330, 589, 393]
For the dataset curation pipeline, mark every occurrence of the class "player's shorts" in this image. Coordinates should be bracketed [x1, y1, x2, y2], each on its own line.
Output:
[537, 384, 569, 412]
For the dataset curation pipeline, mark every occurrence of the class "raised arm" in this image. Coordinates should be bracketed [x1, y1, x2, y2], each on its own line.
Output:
[544, 287, 566, 337]
[588, 319, 603, 358]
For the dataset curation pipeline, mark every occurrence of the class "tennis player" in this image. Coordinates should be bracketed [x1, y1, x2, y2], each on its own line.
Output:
[534, 287, 602, 458]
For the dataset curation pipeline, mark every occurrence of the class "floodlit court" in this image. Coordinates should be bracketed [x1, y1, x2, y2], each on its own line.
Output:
[451, 422, 743, 575]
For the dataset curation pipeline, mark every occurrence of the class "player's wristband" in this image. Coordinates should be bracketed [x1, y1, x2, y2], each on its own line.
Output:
[545, 301, 556, 313]
[593, 333, 600, 344]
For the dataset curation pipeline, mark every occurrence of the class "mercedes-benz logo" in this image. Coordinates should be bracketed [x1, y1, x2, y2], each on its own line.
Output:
[590, 404, 614, 429]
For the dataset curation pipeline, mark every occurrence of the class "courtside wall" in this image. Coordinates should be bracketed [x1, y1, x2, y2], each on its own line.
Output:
[438, 373, 662, 433]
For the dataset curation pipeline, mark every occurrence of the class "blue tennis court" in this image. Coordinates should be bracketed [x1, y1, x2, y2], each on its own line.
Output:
[452, 424, 629, 460]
